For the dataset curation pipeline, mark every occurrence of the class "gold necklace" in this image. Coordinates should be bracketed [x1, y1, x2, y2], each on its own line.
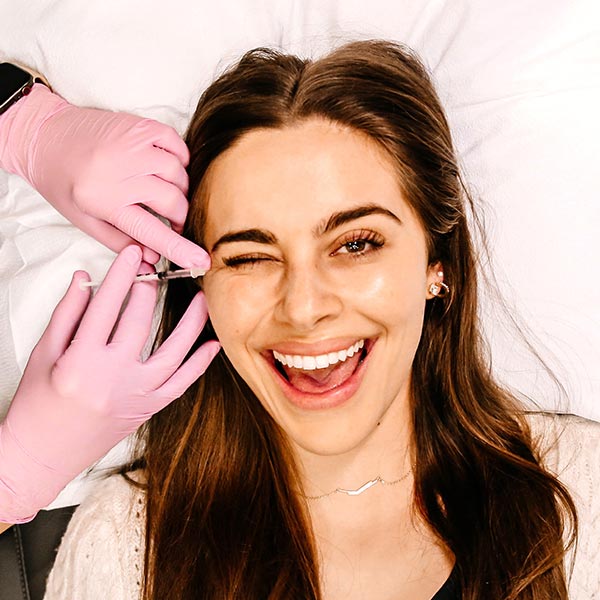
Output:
[303, 469, 412, 501]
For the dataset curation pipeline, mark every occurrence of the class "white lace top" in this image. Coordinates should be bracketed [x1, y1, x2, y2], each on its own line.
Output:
[44, 413, 600, 599]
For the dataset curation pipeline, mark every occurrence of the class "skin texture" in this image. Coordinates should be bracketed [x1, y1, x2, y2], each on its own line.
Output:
[201, 119, 452, 599]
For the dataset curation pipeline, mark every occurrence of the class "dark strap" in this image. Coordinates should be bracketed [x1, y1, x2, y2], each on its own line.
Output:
[0, 524, 30, 600]
[431, 563, 461, 600]
[0, 506, 76, 600]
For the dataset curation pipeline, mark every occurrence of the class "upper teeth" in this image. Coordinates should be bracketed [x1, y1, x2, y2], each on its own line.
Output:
[273, 340, 365, 371]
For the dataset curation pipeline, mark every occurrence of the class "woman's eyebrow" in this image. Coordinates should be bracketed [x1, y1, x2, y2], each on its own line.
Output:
[314, 204, 403, 236]
[210, 229, 277, 253]
[209, 204, 402, 253]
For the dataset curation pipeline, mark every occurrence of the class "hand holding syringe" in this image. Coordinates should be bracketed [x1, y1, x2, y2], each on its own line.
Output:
[0, 246, 219, 524]
[79, 267, 206, 289]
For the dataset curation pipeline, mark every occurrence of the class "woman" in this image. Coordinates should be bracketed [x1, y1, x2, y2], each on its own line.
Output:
[44, 41, 600, 599]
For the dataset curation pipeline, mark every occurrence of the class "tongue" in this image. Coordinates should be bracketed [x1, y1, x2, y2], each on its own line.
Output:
[283, 352, 361, 394]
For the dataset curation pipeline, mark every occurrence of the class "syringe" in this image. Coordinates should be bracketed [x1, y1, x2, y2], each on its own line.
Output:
[79, 267, 206, 289]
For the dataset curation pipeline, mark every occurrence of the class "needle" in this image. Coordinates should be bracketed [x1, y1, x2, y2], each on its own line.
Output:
[79, 267, 206, 289]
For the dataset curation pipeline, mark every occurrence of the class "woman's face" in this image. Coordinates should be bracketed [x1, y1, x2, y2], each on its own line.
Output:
[201, 119, 440, 457]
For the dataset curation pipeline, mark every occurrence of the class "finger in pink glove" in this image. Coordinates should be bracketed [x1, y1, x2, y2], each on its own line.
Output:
[0, 245, 220, 523]
[0, 84, 209, 269]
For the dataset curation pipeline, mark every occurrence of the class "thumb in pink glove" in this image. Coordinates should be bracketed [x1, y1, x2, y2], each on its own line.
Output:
[0, 84, 209, 269]
[0, 245, 220, 523]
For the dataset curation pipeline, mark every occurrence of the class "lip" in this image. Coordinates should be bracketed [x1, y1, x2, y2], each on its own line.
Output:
[263, 338, 376, 411]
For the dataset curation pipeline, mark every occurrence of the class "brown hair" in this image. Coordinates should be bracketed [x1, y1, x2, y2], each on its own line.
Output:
[134, 41, 577, 599]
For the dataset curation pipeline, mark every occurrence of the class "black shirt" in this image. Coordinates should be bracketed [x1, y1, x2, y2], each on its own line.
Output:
[431, 565, 460, 600]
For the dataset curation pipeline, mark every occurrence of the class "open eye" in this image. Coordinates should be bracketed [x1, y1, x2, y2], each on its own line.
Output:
[332, 230, 385, 258]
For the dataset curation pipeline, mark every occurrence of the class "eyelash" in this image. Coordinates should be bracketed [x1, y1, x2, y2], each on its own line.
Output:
[222, 254, 272, 268]
[332, 229, 385, 258]
[221, 229, 385, 269]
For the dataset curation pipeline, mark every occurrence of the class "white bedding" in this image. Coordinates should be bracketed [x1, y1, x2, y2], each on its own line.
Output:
[0, 0, 598, 509]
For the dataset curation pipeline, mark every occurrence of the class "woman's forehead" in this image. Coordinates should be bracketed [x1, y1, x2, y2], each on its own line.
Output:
[201, 120, 413, 237]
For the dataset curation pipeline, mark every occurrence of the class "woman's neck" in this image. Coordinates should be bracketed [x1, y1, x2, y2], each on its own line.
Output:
[294, 390, 414, 502]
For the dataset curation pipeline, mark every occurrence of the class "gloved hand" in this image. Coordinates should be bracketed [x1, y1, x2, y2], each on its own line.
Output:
[0, 84, 208, 269]
[0, 245, 220, 523]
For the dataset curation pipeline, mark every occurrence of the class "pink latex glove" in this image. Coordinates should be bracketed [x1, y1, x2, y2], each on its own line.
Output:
[0, 84, 209, 269]
[0, 245, 220, 523]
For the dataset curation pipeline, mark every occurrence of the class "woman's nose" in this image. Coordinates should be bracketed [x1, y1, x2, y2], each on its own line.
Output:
[273, 263, 343, 331]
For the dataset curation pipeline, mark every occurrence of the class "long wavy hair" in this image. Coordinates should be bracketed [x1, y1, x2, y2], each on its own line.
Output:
[133, 41, 577, 599]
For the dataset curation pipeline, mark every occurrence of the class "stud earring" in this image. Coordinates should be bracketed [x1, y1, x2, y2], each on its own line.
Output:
[428, 281, 450, 297]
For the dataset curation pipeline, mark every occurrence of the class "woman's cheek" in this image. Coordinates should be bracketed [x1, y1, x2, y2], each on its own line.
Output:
[203, 274, 276, 337]
[333, 260, 428, 323]
[332, 265, 396, 308]
[353, 270, 390, 303]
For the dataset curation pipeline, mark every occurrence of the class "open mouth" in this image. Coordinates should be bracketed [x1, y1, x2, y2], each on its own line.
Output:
[269, 339, 372, 395]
